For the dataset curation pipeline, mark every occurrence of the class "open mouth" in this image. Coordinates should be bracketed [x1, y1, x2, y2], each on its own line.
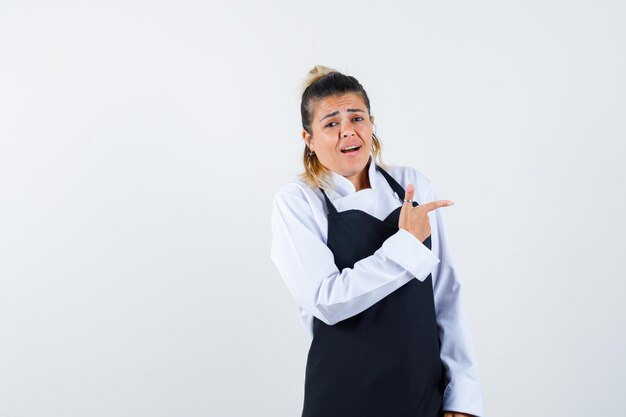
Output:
[341, 145, 361, 153]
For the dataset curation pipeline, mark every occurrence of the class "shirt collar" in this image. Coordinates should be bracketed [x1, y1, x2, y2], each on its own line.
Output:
[328, 156, 379, 198]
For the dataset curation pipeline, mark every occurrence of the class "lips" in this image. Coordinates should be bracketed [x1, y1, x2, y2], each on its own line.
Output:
[340, 141, 362, 153]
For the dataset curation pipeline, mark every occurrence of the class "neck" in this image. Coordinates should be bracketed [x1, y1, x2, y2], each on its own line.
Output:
[346, 162, 371, 192]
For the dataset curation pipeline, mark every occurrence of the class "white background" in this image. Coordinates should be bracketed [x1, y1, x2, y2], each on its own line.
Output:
[1, 1, 625, 416]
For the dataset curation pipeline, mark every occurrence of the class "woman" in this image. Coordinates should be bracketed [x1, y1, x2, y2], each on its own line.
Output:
[270, 66, 484, 417]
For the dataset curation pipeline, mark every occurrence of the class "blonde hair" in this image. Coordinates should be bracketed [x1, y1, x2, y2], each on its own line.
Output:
[297, 65, 387, 190]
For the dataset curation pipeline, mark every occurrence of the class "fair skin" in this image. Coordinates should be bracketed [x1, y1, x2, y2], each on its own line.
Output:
[302, 92, 375, 191]
[303, 93, 472, 417]
[302, 92, 456, 244]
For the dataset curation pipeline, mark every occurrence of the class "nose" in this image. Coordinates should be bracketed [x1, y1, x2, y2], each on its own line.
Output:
[342, 128, 355, 138]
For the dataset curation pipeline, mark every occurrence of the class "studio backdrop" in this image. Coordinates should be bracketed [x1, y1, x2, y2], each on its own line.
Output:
[0, 1, 624, 416]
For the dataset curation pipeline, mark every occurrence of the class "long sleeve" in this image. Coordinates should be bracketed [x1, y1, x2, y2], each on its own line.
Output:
[428, 182, 485, 416]
[270, 187, 441, 326]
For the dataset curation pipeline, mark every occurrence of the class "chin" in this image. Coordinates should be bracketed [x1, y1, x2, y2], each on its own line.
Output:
[340, 157, 369, 173]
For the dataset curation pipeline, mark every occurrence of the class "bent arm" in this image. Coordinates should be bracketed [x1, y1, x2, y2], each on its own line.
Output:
[270, 188, 440, 325]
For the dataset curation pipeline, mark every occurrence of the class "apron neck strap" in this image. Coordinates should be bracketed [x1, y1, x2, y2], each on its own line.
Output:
[320, 187, 338, 217]
[319, 163, 407, 216]
[375, 164, 406, 201]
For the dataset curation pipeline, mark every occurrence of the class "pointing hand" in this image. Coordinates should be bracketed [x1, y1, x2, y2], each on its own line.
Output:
[398, 183, 454, 243]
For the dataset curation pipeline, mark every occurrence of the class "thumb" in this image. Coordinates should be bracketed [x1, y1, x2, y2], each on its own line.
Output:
[404, 183, 414, 203]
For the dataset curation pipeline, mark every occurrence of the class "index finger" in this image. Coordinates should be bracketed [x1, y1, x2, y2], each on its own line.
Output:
[419, 199, 455, 212]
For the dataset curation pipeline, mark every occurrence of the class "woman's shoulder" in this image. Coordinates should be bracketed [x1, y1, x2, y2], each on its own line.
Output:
[272, 177, 324, 212]
[273, 177, 316, 199]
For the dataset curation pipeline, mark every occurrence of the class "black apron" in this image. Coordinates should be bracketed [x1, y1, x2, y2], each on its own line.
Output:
[301, 163, 445, 417]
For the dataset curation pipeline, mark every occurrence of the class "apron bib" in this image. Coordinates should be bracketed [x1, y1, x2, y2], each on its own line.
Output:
[301, 163, 445, 417]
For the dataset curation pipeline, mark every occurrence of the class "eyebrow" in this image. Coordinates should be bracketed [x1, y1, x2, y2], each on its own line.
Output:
[319, 108, 365, 122]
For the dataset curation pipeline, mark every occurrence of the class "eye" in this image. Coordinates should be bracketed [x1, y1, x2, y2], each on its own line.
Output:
[325, 121, 338, 128]
[354, 116, 363, 122]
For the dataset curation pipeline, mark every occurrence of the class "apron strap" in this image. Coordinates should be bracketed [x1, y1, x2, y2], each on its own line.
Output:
[319, 163, 409, 217]
[320, 188, 338, 217]
[375, 164, 407, 202]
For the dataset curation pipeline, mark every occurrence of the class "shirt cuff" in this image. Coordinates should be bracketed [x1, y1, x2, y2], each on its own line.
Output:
[442, 376, 485, 417]
[380, 228, 440, 281]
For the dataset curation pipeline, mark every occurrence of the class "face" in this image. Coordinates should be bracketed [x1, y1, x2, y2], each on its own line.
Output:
[302, 92, 375, 180]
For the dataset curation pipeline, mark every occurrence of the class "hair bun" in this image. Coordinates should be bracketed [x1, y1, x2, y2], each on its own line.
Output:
[301, 65, 338, 94]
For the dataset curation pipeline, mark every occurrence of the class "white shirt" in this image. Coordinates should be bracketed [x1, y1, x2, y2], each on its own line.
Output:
[270, 159, 485, 417]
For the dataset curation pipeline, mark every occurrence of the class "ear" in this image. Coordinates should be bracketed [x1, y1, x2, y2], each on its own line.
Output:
[370, 115, 375, 125]
[302, 129, 313, 149]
